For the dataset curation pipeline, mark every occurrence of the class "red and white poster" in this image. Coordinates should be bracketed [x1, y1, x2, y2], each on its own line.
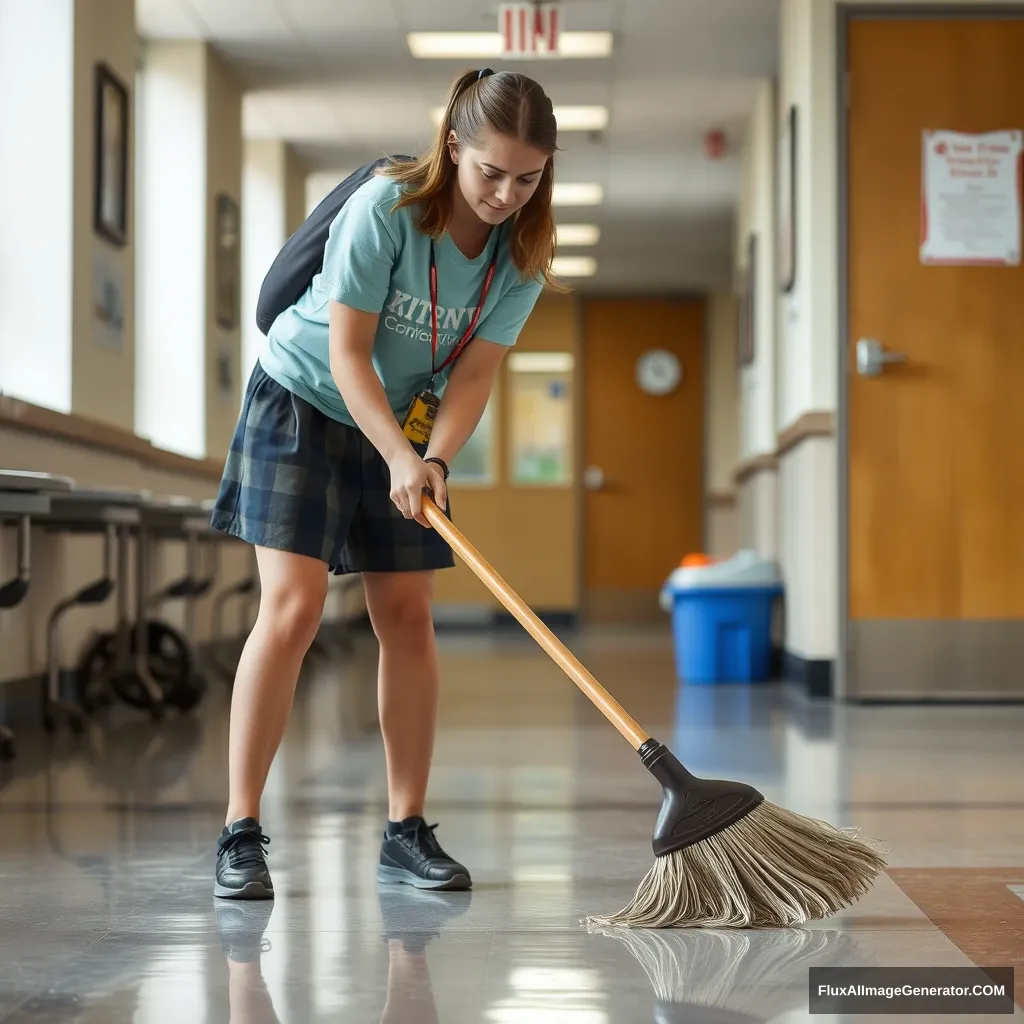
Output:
[921, 129, 1023, 266]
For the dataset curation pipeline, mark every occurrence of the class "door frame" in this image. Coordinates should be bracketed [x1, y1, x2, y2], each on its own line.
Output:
[835, 3, 1024, 700]
[576, 291, 710, 625]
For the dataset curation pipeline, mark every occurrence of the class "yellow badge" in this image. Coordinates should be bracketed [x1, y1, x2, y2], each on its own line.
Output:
[401, 390, 440, 445]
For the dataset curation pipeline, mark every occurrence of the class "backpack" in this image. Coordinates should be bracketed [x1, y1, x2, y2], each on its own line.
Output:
[255, 154, 415, 336]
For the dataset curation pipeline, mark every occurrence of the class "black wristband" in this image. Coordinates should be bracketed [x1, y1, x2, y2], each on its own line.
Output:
[424, 456, 449, 480]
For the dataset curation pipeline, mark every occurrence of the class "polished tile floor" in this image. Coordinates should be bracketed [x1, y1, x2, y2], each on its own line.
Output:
[2, 625, 1023, 1022]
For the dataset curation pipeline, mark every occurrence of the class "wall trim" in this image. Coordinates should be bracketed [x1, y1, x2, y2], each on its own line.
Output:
[733, 452, 779, 486]
[362, 609, 579, 633]
[732, 411, 837, 486]
[783, 650, 834, 698]
[776, 410, 836, 458]
[705, 490, 737, 508]
[0, 395, 225, 481]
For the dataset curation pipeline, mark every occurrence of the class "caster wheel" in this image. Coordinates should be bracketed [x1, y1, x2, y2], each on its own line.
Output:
[43, 713, 57, 735]
[69, 715, 85, 736]
[75, 632, 116, 703]
[167, 671, 208, 713]
[0, 738, 14, 761]
[145, 622, 205, 711]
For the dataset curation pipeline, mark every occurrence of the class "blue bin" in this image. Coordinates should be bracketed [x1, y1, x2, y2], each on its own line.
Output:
[669, 584, 783, 684]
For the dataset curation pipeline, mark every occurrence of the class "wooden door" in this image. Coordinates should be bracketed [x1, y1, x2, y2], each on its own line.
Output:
[582, 298, 705, 622]
[847, 15, 1024, 698]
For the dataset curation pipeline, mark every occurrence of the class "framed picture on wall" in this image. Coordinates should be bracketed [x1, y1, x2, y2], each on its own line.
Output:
[215, 193, 241, 330]
[737, 233, 757, 367]
[778, 104, 797, 293]
[94, 62, 129, 248]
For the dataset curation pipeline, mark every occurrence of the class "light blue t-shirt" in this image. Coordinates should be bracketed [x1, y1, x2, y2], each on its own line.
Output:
[259, 173, 543, 427]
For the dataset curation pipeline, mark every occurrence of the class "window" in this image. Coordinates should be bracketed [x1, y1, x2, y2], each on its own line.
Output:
[508, 352, 575, 486]
[449, 392, 497, 484]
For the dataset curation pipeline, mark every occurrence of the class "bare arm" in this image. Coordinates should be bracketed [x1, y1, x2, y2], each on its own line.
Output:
[328, 300, 444, 525]
[328, 300, 412, 465]
[425, 338, 509, 466]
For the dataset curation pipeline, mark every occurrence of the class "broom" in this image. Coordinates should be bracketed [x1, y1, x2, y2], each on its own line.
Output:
[420, 494, 886, 929]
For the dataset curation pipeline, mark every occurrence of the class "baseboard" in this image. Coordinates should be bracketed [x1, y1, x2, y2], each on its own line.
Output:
[783, 650, 834, 698]
[850, 696, 1024, 706]
[345, 608, 578, 634]
[429, 608, 578, 632]
[493, 609, 578, 630]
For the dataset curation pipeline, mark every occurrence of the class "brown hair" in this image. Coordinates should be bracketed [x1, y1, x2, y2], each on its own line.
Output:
[382, 69, 560, 286]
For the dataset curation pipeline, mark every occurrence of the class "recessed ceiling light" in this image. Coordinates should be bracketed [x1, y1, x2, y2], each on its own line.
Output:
[552, 183, 603, 206]
[508, 352, 576, 373]
[556, 224, 600, 246]
[407, 31, 613, 59]
[551, 105, 608, 131]
[551, 255, 597, 277]
[430, 104, 608, 131]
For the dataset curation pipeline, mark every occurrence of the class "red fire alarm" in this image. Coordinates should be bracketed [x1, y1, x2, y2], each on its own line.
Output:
[704, 129, 727, 160]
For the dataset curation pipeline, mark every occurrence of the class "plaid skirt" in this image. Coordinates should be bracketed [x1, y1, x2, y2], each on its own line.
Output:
[209, 361, 455, 575]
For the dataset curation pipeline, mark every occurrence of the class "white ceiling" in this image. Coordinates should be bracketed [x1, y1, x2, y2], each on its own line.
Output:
[136, 0, 780, 292]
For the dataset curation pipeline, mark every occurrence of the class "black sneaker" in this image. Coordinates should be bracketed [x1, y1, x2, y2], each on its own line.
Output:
[377, 817, 471, 891]
[214, 818, 274, 900]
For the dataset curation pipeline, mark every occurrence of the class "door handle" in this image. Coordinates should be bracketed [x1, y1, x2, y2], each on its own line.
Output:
[583, 466, 606, 491]
[856, 337, 907, 377]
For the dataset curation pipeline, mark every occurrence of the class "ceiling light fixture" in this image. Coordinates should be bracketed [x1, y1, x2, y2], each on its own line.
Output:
[552, 183, 603, 206]
[550, 105, 608, 131]
[508, 352, 576, 373]
[407, 31, 613, 59]
[430, 104, 608, 131]
[551, 255, 598, 278]
[556, 224, 600, 246]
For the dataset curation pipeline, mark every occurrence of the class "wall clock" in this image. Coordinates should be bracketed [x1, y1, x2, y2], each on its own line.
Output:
[636, 349, 682, 395]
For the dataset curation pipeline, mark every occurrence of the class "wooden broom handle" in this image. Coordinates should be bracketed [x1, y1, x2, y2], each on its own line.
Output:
[422, 495, 650, 751]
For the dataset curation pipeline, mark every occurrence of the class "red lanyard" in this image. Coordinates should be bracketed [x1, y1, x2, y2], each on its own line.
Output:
[427, 229, 500, 385]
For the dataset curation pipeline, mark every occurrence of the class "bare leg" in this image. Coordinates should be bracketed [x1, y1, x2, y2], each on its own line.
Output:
[363, 571, 438, 822]
[226, 547, 328, 825]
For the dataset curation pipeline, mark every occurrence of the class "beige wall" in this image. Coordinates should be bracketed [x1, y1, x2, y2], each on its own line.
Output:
[204, 48, 244, 460]
[285, 146, 309, 237]
[738, 467, 778, 559]
[777, 0, 837, 427]
[736, 78, 778, 459]
[71, 0, 137, 431]
[704, 292, 740, 557]
[778, 437, 836, 661]
[705, 293, 740, 496]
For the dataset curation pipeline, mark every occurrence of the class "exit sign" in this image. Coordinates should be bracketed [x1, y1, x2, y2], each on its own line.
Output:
[499, 3, 561, 58]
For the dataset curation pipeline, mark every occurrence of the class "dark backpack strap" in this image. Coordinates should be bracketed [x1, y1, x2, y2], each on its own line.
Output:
[255, 154, 415, 336]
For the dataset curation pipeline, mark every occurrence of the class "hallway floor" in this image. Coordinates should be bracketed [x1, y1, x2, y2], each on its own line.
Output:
[1, 626, 1022, 1022]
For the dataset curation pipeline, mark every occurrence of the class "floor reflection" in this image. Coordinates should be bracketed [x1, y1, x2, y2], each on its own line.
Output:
[594, 925, 864, 1023]
[3, 628, 1024, 1021]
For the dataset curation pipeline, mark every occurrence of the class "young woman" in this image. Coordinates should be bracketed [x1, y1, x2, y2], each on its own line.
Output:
[208, 68, 559, 899]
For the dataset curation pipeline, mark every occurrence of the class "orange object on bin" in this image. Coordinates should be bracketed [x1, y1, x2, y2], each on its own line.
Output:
[680, 553, 719, 568]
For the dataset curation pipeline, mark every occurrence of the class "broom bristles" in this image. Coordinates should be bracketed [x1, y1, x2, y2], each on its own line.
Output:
[586, 801, 886, 929]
